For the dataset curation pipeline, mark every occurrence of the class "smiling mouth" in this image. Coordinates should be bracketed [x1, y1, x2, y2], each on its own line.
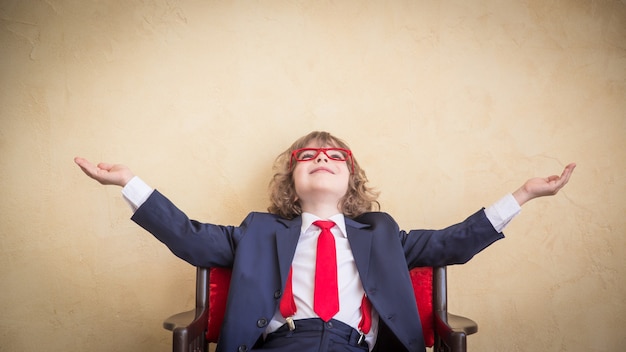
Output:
[310, 167, 334, 174]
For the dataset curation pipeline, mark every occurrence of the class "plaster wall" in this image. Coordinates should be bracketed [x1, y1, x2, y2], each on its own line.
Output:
[1, 1, 625, 351]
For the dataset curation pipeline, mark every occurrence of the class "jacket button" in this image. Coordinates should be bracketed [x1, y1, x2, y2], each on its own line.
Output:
[238, 345, 248, 352]
[257, 318, 268, 328]
[274, 290, 282, 299]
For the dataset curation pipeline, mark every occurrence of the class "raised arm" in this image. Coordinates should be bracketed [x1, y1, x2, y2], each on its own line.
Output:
[512, 162, 576, 206]
[74, 157, 135, 187]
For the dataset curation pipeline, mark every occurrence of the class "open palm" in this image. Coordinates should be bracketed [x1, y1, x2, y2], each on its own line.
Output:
[74, 157, 135, 187]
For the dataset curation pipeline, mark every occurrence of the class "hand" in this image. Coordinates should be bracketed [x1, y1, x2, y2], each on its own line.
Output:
[74, 157, 135, 187]
[513, 163, 576, 206]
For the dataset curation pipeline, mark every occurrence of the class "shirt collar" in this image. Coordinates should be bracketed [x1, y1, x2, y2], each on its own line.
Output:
[301, 212, 347, 238]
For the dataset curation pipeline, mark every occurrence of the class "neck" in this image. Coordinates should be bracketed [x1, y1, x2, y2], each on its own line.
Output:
[300, 201, 342, 220]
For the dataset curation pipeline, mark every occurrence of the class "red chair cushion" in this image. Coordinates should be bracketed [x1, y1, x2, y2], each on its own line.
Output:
[206, 267, 232, 342]
[206, 267, 435, 347]
[410, 267, 434, 347]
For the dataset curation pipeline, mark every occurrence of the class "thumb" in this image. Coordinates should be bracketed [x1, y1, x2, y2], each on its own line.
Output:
[97, 162, 115, 172]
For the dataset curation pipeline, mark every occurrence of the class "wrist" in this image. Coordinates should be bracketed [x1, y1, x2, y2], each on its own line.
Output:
[512, 187, 532, 206]
[121, 174, 135, 187]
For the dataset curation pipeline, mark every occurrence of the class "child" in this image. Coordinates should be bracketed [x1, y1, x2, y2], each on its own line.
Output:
[75, 131, 575, 352]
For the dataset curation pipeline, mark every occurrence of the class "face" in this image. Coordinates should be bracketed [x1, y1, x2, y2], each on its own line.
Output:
[292, 141, 351, 209]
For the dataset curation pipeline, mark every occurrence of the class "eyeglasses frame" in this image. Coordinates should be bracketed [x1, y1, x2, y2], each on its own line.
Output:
[289, 147, 355, 173]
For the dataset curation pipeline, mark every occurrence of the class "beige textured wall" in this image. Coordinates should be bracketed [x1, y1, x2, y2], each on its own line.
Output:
[1, 1, 625, 351]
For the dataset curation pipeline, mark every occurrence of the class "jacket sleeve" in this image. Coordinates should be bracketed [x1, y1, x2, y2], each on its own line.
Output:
[357, 210, 504, 268]
[400, 209, 505, 268]
[130, 190, 254, 268]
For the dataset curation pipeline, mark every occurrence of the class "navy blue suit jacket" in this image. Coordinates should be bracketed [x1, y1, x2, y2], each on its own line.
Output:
[132, 190, 504, 352]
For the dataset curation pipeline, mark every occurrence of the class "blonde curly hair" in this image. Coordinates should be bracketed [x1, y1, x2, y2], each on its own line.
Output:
[268, 131, 380, 219]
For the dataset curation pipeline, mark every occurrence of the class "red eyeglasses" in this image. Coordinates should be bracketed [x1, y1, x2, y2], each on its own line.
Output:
[290, 148, 354, 173]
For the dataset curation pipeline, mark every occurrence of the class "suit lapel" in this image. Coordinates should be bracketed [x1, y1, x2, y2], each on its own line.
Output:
[275, 217, 302, 285]
[345, 218, 373, 285]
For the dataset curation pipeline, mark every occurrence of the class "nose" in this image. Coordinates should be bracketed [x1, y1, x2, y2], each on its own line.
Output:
[316, 151, 329, 163]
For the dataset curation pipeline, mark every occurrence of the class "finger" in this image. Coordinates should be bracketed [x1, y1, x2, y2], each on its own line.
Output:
[557, 163, 576, 186]
[74, 157, 99, 177]
[74, 157, 91, 168]
[562, 163, 576, 179]
[551, 163, 576, 192]
[97, 162, 115, 172]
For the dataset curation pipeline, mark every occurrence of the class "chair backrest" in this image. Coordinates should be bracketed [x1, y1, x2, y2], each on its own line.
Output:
[410, 267, 435, 347]
[204, 266, 438, 347]
[206, 268, 231, 343]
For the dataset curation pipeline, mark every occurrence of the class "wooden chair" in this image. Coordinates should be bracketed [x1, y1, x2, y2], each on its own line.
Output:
[163, 267, 477, 352]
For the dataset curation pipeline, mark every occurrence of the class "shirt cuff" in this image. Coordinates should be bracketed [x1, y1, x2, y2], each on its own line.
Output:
[484, 193, 522, 233]
[121, 176, 154, 212]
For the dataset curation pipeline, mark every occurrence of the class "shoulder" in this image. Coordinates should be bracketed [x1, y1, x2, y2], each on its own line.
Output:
[240, 211, 299, 228]
[351, 211, 399, 229]
[240, 211, 280, 224]
[244, 211, 282, 220]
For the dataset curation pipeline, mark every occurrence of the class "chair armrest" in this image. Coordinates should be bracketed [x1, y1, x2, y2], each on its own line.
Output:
[433, 311, 477, 352]
[163, 308, 209, 352]
[163, 308, 199, 331]
[447, 313, 477, 335]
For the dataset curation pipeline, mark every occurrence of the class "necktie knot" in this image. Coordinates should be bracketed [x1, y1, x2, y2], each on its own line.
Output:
[313, 220, 335, 232]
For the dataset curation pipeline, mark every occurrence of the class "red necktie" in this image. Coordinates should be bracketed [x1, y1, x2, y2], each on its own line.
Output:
[313, 220, 339, 322]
